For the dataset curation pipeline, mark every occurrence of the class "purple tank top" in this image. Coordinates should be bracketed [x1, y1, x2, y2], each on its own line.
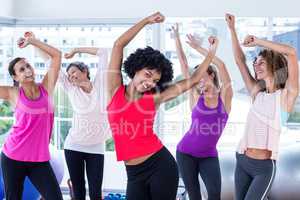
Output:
[177, 94, 228, 157]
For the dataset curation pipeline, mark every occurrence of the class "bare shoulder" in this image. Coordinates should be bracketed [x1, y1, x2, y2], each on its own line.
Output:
[189, 88, 200, 109]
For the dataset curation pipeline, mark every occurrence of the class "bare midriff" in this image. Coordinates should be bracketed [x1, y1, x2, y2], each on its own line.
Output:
[125, 152, 156, 165]
[245, 148, 272, 160]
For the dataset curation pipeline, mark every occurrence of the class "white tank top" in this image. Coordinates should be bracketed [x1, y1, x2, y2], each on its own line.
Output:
[237, 90, 283, 160]
[59, 48, 111, 154]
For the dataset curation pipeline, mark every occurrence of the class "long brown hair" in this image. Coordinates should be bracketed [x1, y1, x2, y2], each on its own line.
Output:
[255, 49, 288, 91]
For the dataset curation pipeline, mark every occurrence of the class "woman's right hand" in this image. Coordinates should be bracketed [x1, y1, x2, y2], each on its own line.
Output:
[171, 23, 179, 38]
[208, 36, 219, 56]
[186, 34, 203, 49]
[225, 13, 235, 30]
[18, 31, 35, 48]
[146, 12, 165, 24]
[64, 49, 77, 59]
[242, 35, 259, 47]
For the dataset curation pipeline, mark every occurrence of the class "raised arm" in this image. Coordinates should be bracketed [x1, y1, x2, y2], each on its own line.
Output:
[63, 47, 110, 107]
[60, 47, 101, 90]
[155, 36, 218, 105]
[64, 47, 99, 58]
[171, 23, 190, 78]
[19, 32, 62, 94]
[64, 47, 108, 76]
[226, 14, 260, 98]
[172, 24, 199, 109]
[186, 34, 233, 113]
[107, 12, 165, 101]
[244, 35, 299, 112]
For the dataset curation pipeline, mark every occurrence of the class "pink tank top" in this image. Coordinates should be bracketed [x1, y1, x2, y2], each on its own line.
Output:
[2, 84, 54, 162]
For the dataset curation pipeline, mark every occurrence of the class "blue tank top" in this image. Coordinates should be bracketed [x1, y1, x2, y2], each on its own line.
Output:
[177, 94, 229, 157]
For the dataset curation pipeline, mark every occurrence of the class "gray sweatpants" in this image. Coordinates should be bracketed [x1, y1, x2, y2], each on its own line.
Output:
[234, 153, 276, 200]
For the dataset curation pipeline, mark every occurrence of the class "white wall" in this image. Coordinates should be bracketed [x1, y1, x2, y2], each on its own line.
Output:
[12, 0, 300, 19]
[102, 152, 127, 190]
[0, 0, 14, 18]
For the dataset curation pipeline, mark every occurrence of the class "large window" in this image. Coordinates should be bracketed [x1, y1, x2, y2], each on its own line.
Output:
[0, 26, 14, 145]
[0, 17, 300, 153]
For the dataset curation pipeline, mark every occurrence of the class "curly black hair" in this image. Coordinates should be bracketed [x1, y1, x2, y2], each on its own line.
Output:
[123, 46, 174, 92]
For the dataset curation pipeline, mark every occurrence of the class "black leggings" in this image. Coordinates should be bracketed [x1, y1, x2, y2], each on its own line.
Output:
[64, 149, 104, 200]
[1, 152, 63, 200]
[125, 147, 179, 200]
[176, 151, 221, 200]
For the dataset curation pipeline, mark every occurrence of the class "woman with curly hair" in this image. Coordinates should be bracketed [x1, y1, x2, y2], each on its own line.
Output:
[107, 12, 219, 200]
[226, 13, 299, 200]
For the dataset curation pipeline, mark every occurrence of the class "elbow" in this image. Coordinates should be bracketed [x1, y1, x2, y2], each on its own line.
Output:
[294, 86, 299, 97]
[189, 76, 199, 88]
[225, 78, 232, 86]
[57, 50, 62, 57]
[222, 81, 233, 93]
[52, 50, 62, 60]
[288, 84, 299, 99]
[113, 39, 124, 48]
[288, 47, 297, 57]
[218, 62, 226, 69]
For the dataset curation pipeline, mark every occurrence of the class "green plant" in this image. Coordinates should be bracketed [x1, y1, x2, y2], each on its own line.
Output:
[105, 138, 115, 151]
[0, 119, 13, 136]
[0, 101, 13, 117]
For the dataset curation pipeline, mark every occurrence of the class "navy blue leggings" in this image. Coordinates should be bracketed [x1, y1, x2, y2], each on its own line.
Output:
[235, 153, 276, 200]
[176, 151, 221, 200]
